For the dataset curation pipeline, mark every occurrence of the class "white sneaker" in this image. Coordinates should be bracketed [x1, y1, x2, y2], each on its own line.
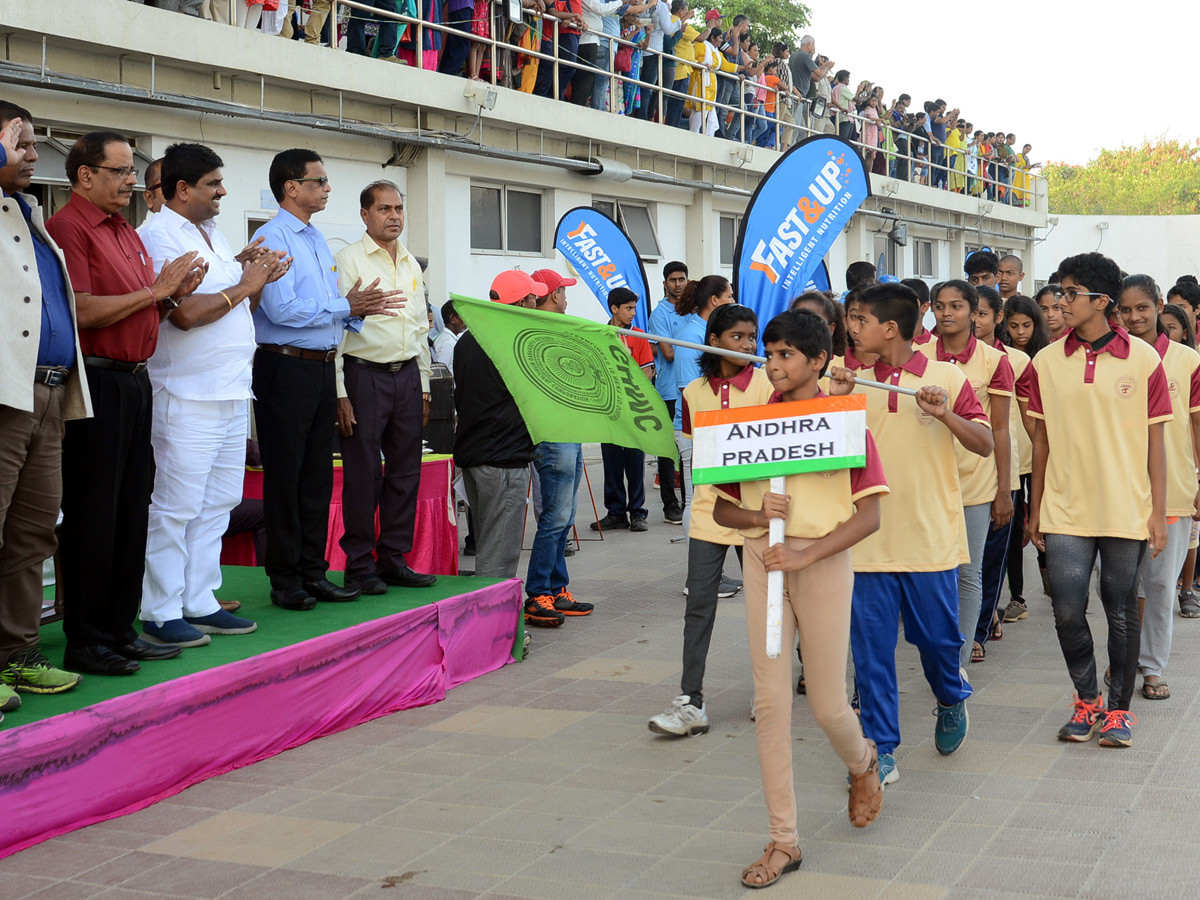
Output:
[682, 583, 737, 599]
[749, 701, 756, 722]
[648, 694, 710, 736]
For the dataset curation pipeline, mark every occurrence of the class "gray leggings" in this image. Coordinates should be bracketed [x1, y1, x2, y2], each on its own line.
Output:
[1044, 534, 1147, 712]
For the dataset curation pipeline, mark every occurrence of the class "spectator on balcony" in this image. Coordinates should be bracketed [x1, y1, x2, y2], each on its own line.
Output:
[574, 0, 623, 107]
[397, 0, 443, 69]
[770, 42, 798, 150]
[687, 26, 736, 136]
[929, 100, 956, 189]
[716, 15, 750, 139]
[618, 12, 651, 116]
[635, 0, 680, 121]
[995, 132, 1015, 204]
[533, 0, 584, 100]
[665, 1, 704, 129]
[831, 69, 853, 142]
[946, 119, 966, 193]
[346, 1, 401, 59]
[787, 35, 831, 131]
[439, 0, 475, 75]
[885, 93, 908, 177]
[860, 92, 879, 171]
[303, 0, 332, 44]
[1012, 142, 1035, 208]
[591, 0, 622, 111]
[810, 56, 834, 135]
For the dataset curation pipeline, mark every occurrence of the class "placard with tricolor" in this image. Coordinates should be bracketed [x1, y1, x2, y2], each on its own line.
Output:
[691, 394, 868, 485]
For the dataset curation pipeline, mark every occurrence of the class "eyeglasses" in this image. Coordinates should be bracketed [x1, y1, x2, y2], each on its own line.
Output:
[146, 183, 162, 193]
[292, 176, 330, 187]
[92, 165, 139, 179]
[1051, 287, 1105, 303]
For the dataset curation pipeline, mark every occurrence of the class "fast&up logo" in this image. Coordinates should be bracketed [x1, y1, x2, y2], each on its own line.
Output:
[749, 155, 850, 285]
[565, 221, 629, 290]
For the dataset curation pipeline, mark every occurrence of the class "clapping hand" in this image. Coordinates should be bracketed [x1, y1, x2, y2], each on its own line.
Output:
[346, 277, 405, 318]
[0, 118, 25, 167]
[234, 236, 267, 264]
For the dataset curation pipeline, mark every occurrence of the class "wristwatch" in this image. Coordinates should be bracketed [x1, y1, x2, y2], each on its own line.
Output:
[160, 295, 184, 311]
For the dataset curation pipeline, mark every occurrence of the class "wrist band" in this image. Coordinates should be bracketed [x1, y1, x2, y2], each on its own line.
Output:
[220, 291, 234, 311]
[145, 286, 156, 306]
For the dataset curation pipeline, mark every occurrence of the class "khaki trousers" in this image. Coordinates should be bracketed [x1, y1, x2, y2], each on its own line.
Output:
[743, 534, 871, 845]
[0, 385, 65, 665]
[305, 0, 332, 44]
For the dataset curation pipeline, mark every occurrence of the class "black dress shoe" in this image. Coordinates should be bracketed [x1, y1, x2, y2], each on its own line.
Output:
[115, 637, 183, 660]
[64, 644, 140, 676]
[303, 579, 361, 602]
[271, 588, 317, 610]
[345, 573, 388, 595]
[590, 513, 629, 532]
[378, 566, 437, 588]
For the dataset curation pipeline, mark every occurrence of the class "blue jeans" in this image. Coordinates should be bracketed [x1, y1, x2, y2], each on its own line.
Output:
[346, 0, 400, 57]
[850, 569, 972, 755]
[524, 442, 583, 597]
[975, 493, 1016, 647]
[666, 76, 689, 129]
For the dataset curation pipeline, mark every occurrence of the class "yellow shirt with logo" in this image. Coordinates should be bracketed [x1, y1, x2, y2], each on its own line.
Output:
[1152, 333, 1200, 517]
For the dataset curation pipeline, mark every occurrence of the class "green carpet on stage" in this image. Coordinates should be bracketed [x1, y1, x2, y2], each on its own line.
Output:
[6, 568, 516, 732]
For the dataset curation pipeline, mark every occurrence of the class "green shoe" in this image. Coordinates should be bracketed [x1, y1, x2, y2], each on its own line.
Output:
[1, 647, 83, 695]
[0, 682, 19, 712]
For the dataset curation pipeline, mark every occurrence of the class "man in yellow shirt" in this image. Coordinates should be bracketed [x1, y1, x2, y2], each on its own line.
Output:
[334, 181, 437, 595]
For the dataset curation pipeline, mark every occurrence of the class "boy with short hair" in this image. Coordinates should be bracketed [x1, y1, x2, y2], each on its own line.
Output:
[651, 261, 688, 523]
[1029, 253, 1172, 748]
[829, 282, 993, 782]
[964, 249, 1000, 289]
[997, 255, 1024, 300]
[594, 288, 655, 532]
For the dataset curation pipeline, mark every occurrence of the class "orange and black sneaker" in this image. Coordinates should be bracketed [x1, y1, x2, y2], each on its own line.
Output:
[1057, 693, 1105, 742]
[554, 588, 594, 616]
[524, 595, 565, 627]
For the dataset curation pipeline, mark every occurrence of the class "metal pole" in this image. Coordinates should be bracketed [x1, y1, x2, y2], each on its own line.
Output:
[331, 0, 339, 49]
[551, 17, 559, 101]
[417, 13, 424, 69]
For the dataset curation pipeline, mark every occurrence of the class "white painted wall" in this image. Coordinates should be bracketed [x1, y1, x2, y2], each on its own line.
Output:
[1038, 215, 1200, 287]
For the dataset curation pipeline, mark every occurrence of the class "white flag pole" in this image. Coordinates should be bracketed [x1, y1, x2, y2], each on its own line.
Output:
[766, 476, 786, 659]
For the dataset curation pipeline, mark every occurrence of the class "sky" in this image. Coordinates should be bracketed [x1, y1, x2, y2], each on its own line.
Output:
[804, 2, 1196, 166]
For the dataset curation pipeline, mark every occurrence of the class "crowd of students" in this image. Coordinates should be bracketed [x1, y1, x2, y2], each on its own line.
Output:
[625, 249, 1200, 889]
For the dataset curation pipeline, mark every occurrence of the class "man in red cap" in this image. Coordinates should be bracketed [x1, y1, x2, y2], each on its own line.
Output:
[520, 270, 595, 627]
[452, 271, 544, 581]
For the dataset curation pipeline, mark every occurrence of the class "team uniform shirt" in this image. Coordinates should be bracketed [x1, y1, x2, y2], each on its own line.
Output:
[680, 365, 774, 545]
[672, 312, 707, 429]
[619, 327, 654, 369]
[998, 341, 1035, 479]
[648, 298, 682, 402]
[334, 233, 432, 394]
[1151, 332, 1200, 517]
[46, 192, 159, 363]
[912, 329, 933, 347]
[716, 391, 889, 540]
[1027, 327, 1173, 540]
[138, 206, 255, 402]
[852, 350, 989, 572]
[919, 335, 1014, 505]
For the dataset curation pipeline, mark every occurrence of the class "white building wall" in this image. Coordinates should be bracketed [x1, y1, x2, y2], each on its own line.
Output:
[1039, 215, 1200, 287]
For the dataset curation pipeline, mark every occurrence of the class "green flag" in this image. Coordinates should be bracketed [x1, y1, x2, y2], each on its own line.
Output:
[450, 295, 678, 461]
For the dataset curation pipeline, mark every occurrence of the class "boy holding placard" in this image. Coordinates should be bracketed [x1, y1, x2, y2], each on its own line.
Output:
[713, 310, 887, 889]
[829, 282, 993, 783]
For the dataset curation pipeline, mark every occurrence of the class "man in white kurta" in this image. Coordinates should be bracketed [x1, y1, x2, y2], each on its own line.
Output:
[138, 142, 283, 647]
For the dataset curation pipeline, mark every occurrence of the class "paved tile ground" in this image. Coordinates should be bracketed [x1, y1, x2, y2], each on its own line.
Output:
[5, 450, 1199, 900]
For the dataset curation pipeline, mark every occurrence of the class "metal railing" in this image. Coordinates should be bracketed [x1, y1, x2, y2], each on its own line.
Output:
[205, 0, 1045, 207]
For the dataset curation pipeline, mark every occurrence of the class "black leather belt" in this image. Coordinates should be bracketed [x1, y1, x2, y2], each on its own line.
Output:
[35, 366, 70, 387]
[257, 343, 337, 363]
[83, 356, 148, 374]
[344, 354, 415, 373]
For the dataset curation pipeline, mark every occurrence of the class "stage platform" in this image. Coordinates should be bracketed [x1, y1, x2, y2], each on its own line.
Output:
[0, 568, 524, 859]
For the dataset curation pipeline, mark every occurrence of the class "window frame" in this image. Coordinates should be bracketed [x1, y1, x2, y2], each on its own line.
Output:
[470, 182, 546, 256]
[592, 197, 663, 261]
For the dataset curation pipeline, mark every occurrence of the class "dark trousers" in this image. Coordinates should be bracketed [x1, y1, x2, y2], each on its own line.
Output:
[634, 52, 660, 120]
[252, 351, 337, 592]
[0, 385, 64, 664]
[600, 443, 646, 517]
[569, 43, 600, 106]
[346, 0, 400, 57]
[657, 398, 682, 512]
[975, 493, 1017, 647]
[1006, 474, 1028, 600]
[665, 76, 689, 129]
[338, 359, 423, 578]
[438, 5, 473, 75]
[60, 366, 154, 649]
[225, 498, 267, 564]
[680, 538, 743, 704]
[1045, 534, 1146, 712]
[534, 31, 579, 100]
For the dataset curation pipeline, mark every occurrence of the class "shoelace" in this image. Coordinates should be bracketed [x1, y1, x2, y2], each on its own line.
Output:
[557, 589, 576, 604]
[528, 595, 557, 611]
[1102, 709, 1137, 731]
[1067, 696, 1104, 725]
[934, 704, 963, 728]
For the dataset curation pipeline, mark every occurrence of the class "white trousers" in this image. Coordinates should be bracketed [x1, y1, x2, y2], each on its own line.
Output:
[141, 394, 248, 623]
[689, 109, 718, 137]
[235, 2, 263, 28]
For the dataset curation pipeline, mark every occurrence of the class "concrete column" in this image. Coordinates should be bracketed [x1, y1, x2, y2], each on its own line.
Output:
[405, 146, 447, 312]
[685, 187, 716, 277]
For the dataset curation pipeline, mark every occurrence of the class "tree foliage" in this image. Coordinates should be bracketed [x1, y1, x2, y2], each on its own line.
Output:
[718, 0, 811, 51]
[1045, 139, 1200, 215]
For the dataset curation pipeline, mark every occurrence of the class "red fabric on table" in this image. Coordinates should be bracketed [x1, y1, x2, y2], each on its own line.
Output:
[221, 457, 458, 575]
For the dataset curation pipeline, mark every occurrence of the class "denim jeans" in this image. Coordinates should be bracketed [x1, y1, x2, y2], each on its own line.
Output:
[634, 53, 661, 120]
[591, 38, 612, 110]
[524, 442, 583, 597]
[346, 0, 400, 57]
[665, 76, 689, 129]
[1044, 534, 1147, 711]
[957, 503, 991, 668]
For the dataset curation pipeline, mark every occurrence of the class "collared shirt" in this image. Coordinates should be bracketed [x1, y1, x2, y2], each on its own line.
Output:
[646, 0, 678, 52]
[1027, 326, 1173, 539]
[252, 208, 360, 351]
[12, 192, 74, 368]
[648, 297, 682, 402]
[46, 191, 159, 362]
[334, 232, 431, 395]
[1152, 332, 1200, 516]
[433, 329, 460, 376]
[139, 205, 255, 402]
[672, 312, 707, 428]
[715, 391, 889, 540]
[854, 351, 987, 572]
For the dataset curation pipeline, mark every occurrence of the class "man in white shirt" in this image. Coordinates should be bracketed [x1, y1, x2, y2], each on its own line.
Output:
[433, 299, 466, 376]
[138, 142, 286, 647]
[334, 180, 437, 595]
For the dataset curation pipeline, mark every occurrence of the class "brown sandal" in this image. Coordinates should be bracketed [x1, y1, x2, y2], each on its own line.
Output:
[848, 739, 883, 828]
[740, 841, 802, 889]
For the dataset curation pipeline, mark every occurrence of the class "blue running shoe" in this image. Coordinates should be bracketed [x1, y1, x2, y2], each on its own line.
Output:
[934, 700, 969, 755]
[185, 610, 258, 635]
[1057, 693, 1105, 742]
[142, 619, 210, 647]
[846, 751, 898, 788]
[1097, 709, 1136, 748]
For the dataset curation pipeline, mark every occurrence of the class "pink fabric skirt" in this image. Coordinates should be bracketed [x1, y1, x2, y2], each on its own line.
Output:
[471, 0, 490, 38]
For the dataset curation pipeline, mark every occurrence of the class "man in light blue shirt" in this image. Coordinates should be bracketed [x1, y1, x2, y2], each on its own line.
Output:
[252, 149, 402, 612]
[649, 260, 687, 523]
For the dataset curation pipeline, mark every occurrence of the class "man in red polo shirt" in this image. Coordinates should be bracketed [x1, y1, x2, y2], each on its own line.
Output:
[46, 131, 205, 677]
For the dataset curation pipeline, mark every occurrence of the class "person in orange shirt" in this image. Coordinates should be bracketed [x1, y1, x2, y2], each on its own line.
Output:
[829, 282, 993, 782]
[594, 288, 656, 533]
[1028, 254, 1173, 748]
[1116, 275, 1200, 701]
[714, 310, 887, 889]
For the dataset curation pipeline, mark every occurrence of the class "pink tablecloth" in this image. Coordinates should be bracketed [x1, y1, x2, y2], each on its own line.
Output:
[221, 456, 458, 576]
